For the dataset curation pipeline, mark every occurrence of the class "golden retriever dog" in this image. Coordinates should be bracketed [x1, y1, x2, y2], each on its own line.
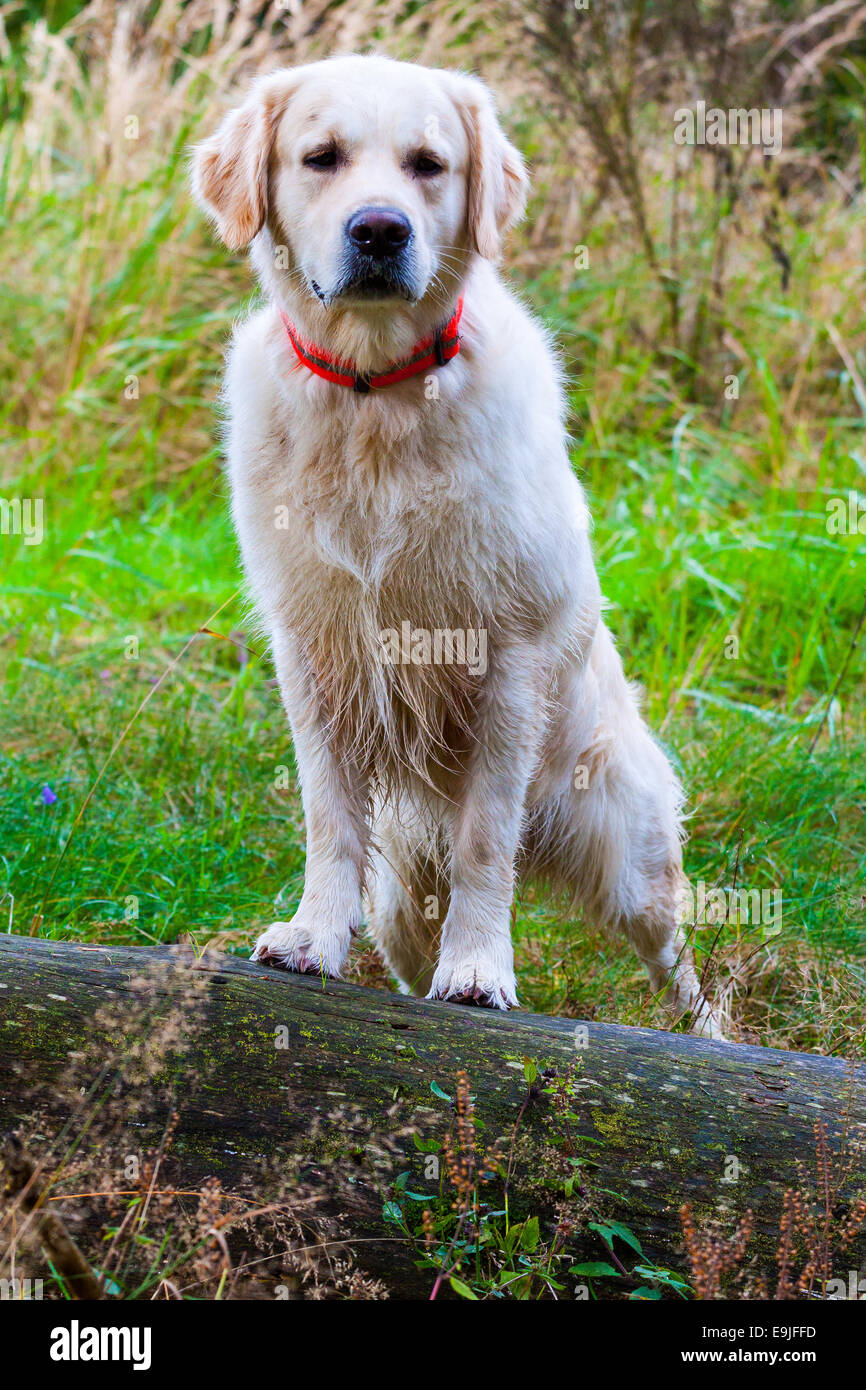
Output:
[192, 54, 723, 1038]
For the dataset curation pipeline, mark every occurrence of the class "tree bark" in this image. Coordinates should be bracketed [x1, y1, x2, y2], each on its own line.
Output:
[1, 935, 864, 1297]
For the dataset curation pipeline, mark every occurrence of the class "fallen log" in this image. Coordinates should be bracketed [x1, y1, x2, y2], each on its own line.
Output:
[1, 935, 864, 1297]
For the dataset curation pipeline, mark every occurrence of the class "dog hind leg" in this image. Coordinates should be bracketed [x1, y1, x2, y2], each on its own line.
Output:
[537, 623, 726, 1039]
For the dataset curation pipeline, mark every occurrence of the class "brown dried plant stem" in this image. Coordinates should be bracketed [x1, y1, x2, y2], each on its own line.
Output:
[2, 1134, 103, 1300]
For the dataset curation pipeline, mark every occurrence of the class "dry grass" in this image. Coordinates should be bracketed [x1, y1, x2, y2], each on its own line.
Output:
[0, 956, 394, 1299]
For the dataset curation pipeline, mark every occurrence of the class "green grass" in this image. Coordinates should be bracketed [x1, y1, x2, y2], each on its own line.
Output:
[2, 13, 865, 1059]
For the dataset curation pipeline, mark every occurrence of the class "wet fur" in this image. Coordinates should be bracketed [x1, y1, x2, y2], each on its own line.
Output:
[192, 54, 724, 1036]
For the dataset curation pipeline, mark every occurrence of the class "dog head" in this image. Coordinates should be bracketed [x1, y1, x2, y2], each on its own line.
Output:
[192, 55, 526, 334]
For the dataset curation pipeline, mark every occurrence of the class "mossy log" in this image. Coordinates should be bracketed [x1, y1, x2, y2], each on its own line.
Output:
[1, 935, 864, 1296]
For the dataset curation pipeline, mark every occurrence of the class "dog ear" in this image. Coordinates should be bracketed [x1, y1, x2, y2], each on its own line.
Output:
[451, 75, 528, 260]
[191, 71, 299, 252]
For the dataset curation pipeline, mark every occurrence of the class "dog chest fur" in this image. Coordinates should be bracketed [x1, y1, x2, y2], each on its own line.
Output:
[224, 299, 590, 786]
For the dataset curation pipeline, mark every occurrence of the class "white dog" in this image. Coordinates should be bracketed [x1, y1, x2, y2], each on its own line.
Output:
[192, 54, 723, 1037]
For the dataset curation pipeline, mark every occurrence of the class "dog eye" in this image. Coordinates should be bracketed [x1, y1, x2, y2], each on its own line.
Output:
[303, 148, 339, 169]
[412, 152, 444, 175]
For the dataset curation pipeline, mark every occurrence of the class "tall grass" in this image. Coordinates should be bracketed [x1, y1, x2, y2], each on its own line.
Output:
[1, 1, 864, 1054]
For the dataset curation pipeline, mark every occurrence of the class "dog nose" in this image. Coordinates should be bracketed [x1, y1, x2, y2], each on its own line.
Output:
[346, 207, 411, 258]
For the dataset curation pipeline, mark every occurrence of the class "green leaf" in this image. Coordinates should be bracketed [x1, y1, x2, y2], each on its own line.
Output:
[523, 1057, 538, 1085]
[633, 1264, 690, 1293]
[382, 1201, 403, 1225]
[449, 1276, 478, 1300]
[430, 1081, 452, 1101]
[412, 1132, 441, 1153]
[630, 1286, 663, 1300]
[91, 1268, 122, 1296]
[606, 1220, 644, 1255]
[569, 1262, 620, 1278]
[520, 1216, 540, 1252]
[589, 1219, 643, 1255]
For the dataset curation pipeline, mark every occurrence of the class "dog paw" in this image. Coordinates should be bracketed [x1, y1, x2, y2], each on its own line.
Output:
[251, 919, 350, 978]
[427, 959, 518, 1011]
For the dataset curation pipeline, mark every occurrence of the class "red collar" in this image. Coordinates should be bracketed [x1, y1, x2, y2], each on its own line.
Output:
[279, 298, 463, 393]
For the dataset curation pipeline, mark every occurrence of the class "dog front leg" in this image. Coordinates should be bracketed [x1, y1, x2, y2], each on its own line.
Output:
[252, 633, 368, 977]
[428, 643, 548, 1010]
